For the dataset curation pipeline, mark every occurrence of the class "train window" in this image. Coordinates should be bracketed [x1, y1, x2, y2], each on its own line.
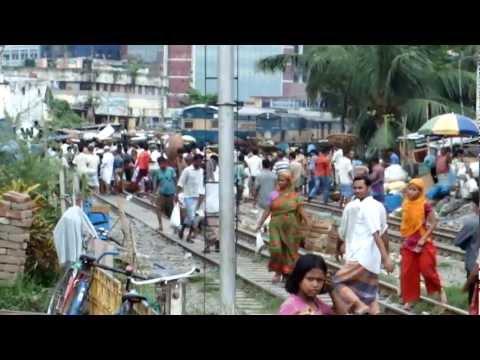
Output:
[184, 121, 193, 129]
[183, 107, 217, 119]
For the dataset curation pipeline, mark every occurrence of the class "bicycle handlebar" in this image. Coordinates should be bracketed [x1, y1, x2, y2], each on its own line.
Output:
[94, 263, 149, 280]
[130, 267, 200, 286]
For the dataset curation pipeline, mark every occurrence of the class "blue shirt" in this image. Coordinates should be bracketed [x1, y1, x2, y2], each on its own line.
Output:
[390, 153, 400, 165]
[154, 167, 176, 195]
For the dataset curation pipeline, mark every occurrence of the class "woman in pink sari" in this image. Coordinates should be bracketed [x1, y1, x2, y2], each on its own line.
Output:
[279, 254, 335, 315]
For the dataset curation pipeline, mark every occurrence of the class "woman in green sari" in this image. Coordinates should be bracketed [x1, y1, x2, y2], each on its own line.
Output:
[255, 171, 310, 283]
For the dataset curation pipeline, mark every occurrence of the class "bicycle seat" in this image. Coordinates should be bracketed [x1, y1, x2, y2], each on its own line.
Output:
[79, 254, 96, 264]
[122, 293, 147, 304]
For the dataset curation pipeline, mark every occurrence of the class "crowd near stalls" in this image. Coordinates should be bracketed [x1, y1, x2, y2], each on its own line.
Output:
[44, 123, 479, 315]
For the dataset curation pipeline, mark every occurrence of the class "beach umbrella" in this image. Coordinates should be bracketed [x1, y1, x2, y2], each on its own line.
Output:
[418, 113, 479, 137]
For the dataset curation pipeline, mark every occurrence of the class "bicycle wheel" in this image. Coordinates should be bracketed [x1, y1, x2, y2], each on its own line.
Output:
[67, 278, 90, 315]
[47, 268, 74, 315]
[116, 301, 135, 315]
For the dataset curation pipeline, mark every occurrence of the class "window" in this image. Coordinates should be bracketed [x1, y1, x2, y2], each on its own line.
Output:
[3, 53, 9, 61]
[184, 120, 193, 129]
[30, 50, 38, 59]
[137, 86, 143, 95]
[58, 81, 66, 90]
[103, 84, 108, 91]
[20, 50, 28, 60]
[80, 82, 92, 91]
[11, 51, 19, 60]
[96, 84, 101, 91]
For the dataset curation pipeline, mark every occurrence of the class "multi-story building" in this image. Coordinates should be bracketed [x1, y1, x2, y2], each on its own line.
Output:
[122, 45, 164, 64]
[3, 58, 167, 127]
[165, 45, 308, 112]
[41, 45, 122, 60]
[1, 45, 41, 67]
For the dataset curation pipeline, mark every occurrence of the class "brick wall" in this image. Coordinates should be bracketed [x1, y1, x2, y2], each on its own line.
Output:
[0, 192, 34, 282]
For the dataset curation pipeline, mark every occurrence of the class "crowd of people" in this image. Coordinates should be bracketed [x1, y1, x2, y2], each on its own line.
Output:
[48, 138, 479, 315]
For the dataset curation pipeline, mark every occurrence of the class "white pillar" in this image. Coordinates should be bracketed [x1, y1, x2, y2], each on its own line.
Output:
[218, 45, 236, 315]
[476, 56, 480, 123]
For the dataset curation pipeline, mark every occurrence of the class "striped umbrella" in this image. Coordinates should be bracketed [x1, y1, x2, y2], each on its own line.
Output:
[418, 113, 479, 137]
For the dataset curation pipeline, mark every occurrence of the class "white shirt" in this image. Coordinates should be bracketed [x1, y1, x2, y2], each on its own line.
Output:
[340, 196, 385, 274]
[178, 165, 205, 198]
[73, 152, 89, 175]
[332, 149, 344, 167]
[150, 150, 161, 171]
[85, 153, 99, 176]
[205, 168, 220, 214]
[246, 155, 263, 177]
[100, 152, 115, 183]
[337, 156, 353, 185]
[61, 143, 69, 155]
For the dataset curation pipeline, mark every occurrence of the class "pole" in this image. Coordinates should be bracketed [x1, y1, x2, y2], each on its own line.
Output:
[59, 167, 66, 214]
[458, 53, 464, 115]
[218, 45, 236, 315]
[476, 55, 480, 123]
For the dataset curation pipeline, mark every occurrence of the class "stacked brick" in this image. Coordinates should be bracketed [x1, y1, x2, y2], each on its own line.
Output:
[0, 191, 34, 282]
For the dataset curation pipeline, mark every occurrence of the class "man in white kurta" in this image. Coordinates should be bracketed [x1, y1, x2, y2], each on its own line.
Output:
[333, 176, 393, 314]
[100, 147, 114, 194]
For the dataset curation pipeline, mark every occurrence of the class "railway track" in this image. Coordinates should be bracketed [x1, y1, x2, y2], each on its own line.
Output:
[237, 228, 468, 316]
[94, 193, 288, 315]
[100, 192, 468, 315]
[304, 200, 465, 261]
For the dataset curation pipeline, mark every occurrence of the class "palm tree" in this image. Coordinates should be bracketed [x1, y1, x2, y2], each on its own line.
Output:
[258, 45, 477, 154]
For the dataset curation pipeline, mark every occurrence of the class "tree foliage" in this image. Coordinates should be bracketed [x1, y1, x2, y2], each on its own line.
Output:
[181, 87, 218, 106]
[46, 90, 86, 130]
[258, 45, 479, 154]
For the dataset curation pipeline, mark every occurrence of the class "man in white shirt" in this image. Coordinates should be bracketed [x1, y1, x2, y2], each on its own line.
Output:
[72, 145, 90, 193]
[201, 154, 220, 253]
[100, 146, 114, 194]
[176, 154, 205, 243]
[331, 146, 344, 186]
[332, 175, 394, 315]
[289, 151, 304, 192]
[337, 150, 354, 207]
[85, 144, 100, 193]
[245, 149, 263, 195]
[149, 145, 162, 192]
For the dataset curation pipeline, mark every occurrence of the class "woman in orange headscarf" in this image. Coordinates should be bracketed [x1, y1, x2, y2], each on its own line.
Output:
[400, 178, 446, 309]
[255, 171, 310, 283]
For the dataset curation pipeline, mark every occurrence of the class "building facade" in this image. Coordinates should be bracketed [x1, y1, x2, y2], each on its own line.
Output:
[3, 58, 166, 127]
[41, 45, 122, 60]
[165, 45, 308, 112]
[2, 45, 41, 67]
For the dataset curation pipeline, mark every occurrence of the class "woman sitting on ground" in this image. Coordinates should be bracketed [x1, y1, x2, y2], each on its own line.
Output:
[279, 254, 335, 315]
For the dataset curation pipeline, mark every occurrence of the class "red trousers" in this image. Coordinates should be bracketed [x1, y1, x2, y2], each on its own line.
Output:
[400, 242, 442, 304]
[471, 281, 478, 315]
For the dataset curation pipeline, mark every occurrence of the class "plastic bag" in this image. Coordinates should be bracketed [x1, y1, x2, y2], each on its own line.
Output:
[170, 203, 181, 228]
[255, 232, 264, 253]
[243, 185, 250, 199]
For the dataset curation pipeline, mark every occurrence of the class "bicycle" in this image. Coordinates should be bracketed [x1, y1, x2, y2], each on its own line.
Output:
[115, 264, 200, 315]
[47, 251, 136, 315]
